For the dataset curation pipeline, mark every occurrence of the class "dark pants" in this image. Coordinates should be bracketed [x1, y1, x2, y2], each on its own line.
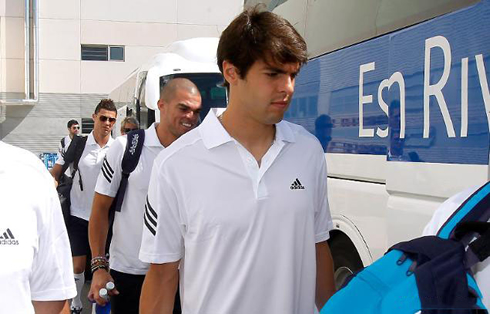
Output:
[110, 269, 181, 314]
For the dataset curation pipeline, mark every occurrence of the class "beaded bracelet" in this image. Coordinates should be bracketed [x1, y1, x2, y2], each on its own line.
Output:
[91, 256, 109, 273]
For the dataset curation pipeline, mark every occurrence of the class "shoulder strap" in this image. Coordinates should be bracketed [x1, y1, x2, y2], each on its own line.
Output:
[60, 137, 65, 149]
[113, 129, 145, 212]
[60, 135, 87, 177]
[437, 181, 490, 240]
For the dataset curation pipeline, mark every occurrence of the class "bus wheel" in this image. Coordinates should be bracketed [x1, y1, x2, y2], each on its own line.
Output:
[328, 232, 363, 290]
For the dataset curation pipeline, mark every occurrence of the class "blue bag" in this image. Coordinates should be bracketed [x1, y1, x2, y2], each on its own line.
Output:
[321, 182, 490, 314]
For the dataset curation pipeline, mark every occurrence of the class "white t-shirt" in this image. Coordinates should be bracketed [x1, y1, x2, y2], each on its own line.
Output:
[95, 124, 164, 275]
[56, 132, 114, 221]
[57, 135, 72, 157]
[0, 141, 76, 313]
[57, 135, 73, 177]
[140, 112, 333, 314]
[423, 185, 490, 310]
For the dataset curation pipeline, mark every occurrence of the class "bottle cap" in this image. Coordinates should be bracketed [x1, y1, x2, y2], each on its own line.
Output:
[99, 288, 109, 301]
[106, 281, 115, 291]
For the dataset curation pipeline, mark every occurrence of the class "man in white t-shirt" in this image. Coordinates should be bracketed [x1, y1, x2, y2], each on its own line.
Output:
[88, 78, 202, 314]
[423, 184, 490, 310]
[58, 119, 80, 158]
[139, 7, 335, 314]
[51, 99, 117, 314]
[0, 141, 76, 313]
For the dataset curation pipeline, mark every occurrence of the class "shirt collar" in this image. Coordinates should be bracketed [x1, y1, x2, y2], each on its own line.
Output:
[144, 123, 164, 148]
[199, 109, 296, 150]
[86, 131, 114, 147]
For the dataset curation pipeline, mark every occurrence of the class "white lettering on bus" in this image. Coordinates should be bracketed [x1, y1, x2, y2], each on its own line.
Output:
[358, 35, 488, 140]
[359, 62, 375, 137]
[476, 54, 490, 133]
[423, 36, 455, 138]
[377, 72, 405, 138]
[461, 57, 468, 137]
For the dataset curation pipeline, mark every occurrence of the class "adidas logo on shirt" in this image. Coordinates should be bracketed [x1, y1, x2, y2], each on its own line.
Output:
[290, 178, 305, 190]
[0, 228, 19, 245]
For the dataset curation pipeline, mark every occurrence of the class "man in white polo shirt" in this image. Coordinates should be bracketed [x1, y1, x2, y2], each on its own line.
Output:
[423, 184, 490, 310]
[0, 141, 76, 313]
[51, 99, 117, 314]
[139, 7, 336, 314]
[88, 78, 202, 314]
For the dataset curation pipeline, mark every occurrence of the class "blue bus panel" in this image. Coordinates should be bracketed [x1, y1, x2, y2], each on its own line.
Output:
[287, 0, 490, 165]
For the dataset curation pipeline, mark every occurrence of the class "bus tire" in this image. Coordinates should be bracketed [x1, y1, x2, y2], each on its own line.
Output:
[328, 232, 363, 289]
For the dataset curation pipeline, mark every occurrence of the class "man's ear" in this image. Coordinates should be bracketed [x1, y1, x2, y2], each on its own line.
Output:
[92, 113, 96, 122]
[157, 99, 165, 111]
[223, 61, 239, 86]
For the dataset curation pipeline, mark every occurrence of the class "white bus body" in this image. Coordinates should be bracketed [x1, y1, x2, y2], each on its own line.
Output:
[274, 0, 490, 286]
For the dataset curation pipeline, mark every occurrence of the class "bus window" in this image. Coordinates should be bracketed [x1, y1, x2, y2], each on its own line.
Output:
[161, 73, 227, 122]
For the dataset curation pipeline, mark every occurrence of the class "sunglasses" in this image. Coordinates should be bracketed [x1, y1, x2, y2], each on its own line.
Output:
[72, 126, 80, 130]
[99, 115, 116, 123]
[124, 128, 138, 133]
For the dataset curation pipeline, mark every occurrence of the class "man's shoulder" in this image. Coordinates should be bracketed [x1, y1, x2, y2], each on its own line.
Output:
[153, 128, 203, 169]
[280, 120, 323, 151]
[0, 142, 51, 182]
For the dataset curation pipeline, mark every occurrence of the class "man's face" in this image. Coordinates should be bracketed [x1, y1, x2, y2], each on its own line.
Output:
[92, 109, 117, 137]
[233, 59, 300, 125]
[158, 89, 202, 140]
[69, 124, 80, 136]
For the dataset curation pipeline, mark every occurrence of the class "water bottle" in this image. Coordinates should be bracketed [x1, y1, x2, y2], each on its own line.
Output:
[95, 282, 115, 314]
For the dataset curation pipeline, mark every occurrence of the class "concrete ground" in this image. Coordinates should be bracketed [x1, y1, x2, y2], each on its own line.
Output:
[61, 280, 93, 314]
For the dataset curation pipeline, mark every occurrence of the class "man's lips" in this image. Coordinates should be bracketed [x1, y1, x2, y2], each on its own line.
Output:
[271, 100, 288, 108]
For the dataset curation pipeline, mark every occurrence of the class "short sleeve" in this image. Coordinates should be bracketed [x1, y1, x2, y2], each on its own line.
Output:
[30, 170, 76, 301]
[139, 159, 185, 264]
[55, 149, 66, 166]
[95, 137, 125, 198]
[314, 150, 333, 243]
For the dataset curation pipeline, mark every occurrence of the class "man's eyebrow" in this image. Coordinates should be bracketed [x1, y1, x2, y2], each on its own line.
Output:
[264, 66, 299, 76]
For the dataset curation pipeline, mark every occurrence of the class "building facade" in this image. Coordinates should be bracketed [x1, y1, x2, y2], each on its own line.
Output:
[0, 0, 243, 153]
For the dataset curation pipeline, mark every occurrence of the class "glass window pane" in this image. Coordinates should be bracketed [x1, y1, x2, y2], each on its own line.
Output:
[81, 46, 108, 61]
[110, 46, 124, 61]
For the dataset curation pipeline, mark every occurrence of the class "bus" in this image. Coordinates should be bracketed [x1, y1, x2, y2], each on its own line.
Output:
[109, 37, 227, 136]
[273, 0, 490, 287]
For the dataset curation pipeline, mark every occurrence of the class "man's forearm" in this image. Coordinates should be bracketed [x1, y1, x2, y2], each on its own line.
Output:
[32, 300, 65, 314]
[89, 193, 113, 257]
[315, 241, 336, 310]
[140, 262, 179, 314]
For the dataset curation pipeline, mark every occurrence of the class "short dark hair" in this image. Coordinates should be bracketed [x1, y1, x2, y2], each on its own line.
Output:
[67, 119, 79, 128]
[217, 5, 307, 87]
[94, 99, 117, 115]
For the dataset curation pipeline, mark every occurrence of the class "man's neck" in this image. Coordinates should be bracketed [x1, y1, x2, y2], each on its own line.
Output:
[155, 123, 176, 148]
[220, 105, 275, 165]
[93, 131, 110, 148]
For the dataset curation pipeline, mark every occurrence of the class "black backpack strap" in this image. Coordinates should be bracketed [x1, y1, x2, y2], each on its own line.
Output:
[60, 136, 87, 177]
[60, 135, 87, 190]
[60, 137, 66, 149]
[113, 129, 145, 212]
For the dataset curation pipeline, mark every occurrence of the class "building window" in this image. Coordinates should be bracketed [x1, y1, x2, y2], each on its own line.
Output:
[81, 45, 125, 61]
[81, 118, 94, 134]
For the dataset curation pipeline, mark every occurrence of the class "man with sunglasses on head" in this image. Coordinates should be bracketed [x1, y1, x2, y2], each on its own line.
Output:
[88, 78, 201, 314]
[51, 99, 117, 314]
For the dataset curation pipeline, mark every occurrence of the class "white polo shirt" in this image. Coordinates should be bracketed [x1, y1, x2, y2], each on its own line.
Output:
[57, 135, 72, 157]
[423, 185, 490, 310]
[0, 141, 76, 313]
[56, 132, 114, 221]
[95, 124, 164, 275]
[140, 111, 333, 314]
